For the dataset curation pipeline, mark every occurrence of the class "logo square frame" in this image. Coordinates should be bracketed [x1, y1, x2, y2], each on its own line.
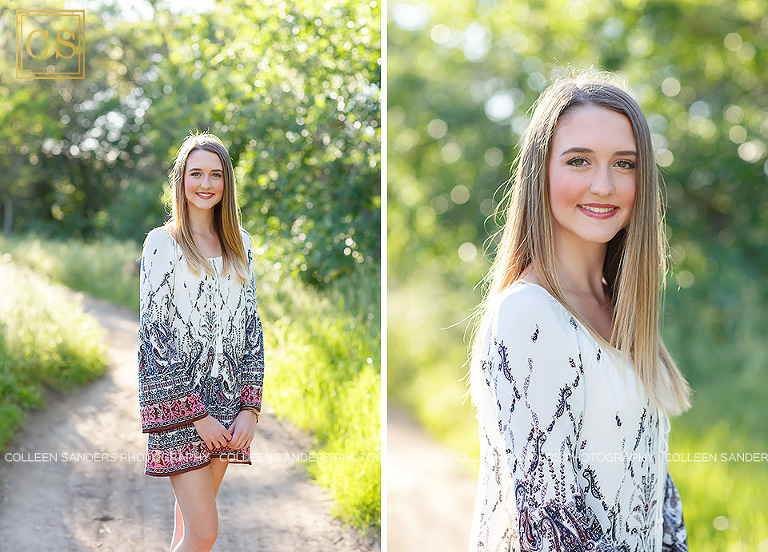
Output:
[16, 9, 85, 79]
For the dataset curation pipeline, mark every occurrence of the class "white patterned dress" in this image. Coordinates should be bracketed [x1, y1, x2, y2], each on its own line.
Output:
[469, 283, 687, 551]
[138, 226, 264, 476]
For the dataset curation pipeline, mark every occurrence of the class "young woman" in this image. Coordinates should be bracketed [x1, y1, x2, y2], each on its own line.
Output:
[468, 75, 691, 551]
[138, 133, 264, 551]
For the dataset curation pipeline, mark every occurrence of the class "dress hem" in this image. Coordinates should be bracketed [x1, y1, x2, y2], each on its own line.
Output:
[144, 455, 252, 477]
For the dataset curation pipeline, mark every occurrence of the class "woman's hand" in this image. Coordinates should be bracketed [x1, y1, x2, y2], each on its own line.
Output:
[193, 415, 232, 451]
[227, 410, 258, 450]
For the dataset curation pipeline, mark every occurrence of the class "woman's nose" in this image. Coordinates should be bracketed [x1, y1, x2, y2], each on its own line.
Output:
[590, 166, 615, 197]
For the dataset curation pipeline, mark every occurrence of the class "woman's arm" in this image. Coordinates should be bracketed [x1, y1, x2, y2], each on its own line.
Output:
[238, 231, 265, 420]
[662, 473, 689, 552]
[138, 229, 209, 433]
[483, 288, 618, 550]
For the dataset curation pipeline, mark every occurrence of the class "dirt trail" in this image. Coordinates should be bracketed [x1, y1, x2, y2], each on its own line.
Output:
[0, 293, 379, 551]
[386, 409, 477, 552]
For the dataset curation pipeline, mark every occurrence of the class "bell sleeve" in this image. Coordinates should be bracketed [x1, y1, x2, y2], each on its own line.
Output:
[137, 229, 208, 433]
[482, 289, 618, 550]
[238, 230, 265, 420]
[662, 473, 689, 551]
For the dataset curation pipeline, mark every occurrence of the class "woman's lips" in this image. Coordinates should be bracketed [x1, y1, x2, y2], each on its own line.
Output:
[197, 192, 215, 199]
[577, 203, 618, 218]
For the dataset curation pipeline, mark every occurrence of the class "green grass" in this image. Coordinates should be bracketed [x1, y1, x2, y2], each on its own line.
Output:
[253, 252, 381, 531]
[662, 275, 768, 550]
[0, 254, 108, 450]
[669, 426, 768, 549]
[0, 235, 141, 310]
[388, 262, 768, 550]
[0, 234, 381, 533]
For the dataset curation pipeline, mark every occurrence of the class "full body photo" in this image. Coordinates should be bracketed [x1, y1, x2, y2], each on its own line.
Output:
[138, 133, 264, 551]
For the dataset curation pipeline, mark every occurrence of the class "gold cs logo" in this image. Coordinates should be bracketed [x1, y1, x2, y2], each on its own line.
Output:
[16, 10, 85, 79]
[25, 28, 78, 59]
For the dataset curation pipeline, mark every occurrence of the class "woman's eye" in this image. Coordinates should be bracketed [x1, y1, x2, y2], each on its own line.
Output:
[566, 157, 588, 166]
[615, 159, 636, 169]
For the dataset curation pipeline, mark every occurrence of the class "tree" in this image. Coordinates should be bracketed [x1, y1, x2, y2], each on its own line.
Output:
[0, 0, 381, 284]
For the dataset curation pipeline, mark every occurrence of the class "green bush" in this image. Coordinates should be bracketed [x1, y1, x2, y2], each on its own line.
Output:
[1, 0, 380, 286]
[0, 254, 107, 450]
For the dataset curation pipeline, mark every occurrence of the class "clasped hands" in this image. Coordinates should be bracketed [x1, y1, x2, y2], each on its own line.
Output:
[192, 410, 257, 451]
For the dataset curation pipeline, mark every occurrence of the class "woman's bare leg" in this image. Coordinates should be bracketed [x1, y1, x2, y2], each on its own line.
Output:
[210, 456, 229, 496]
[169, 464, 218, 552]
[170, 458, 229, 551]
[170, 500, 184, 551]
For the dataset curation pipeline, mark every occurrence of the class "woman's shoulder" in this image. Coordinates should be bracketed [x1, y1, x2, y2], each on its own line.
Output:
[492, 282, 561, 316]
[491, 282, 574, 331]
[239, 227, 254, 252]
[142, 226, 175, 254]
[486, 283, 583, 363]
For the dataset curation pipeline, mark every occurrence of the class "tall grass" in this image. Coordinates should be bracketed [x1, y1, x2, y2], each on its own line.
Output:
[0, 254, 107, 450]
[241, 243, 381, 531]
[0, 235, 141, 310]
[0, 234, 381, 533]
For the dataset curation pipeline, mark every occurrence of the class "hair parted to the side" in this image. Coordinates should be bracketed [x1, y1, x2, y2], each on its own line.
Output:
[469, 71, 691, 417]
[165, 132, 250, 282]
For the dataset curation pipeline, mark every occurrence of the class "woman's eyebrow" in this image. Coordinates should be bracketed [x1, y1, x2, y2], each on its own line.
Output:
[559, 146, 592, 157]
[559, 146, 637, 157]
[187, 167, 223, 171]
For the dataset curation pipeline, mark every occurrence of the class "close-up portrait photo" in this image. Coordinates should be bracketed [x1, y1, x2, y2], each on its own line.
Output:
[387, 0, 767, 551]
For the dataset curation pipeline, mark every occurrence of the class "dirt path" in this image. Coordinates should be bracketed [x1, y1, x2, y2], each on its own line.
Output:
[0, 293, 379, 551]
[386, 409, 477, 552]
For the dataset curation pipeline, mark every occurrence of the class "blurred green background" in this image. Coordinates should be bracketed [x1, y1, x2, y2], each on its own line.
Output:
[388, 0, 768, 549]
[1, 0, 380, 533]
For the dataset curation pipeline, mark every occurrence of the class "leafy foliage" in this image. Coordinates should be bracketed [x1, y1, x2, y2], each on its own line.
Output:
[0, 0, 380, 285]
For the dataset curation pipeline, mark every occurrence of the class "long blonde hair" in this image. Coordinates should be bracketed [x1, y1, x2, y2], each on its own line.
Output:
[470, 73, 690, 416]
[165, 132, 249, 282]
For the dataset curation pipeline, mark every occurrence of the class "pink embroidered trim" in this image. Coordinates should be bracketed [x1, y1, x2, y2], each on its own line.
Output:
[145, 441, 252, 475]
[146, 441, 209, 473]
[141, 392, 207, 432]
[241, 385, 262, 409]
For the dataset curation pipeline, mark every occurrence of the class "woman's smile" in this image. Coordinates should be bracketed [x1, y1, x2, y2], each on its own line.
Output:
[577, 203, 619, 218]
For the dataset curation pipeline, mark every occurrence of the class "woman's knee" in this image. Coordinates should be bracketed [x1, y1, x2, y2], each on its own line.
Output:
[186, 516, 218, 549]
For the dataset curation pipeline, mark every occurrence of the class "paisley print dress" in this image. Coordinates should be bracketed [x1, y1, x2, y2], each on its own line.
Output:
[138, 226, 265, 476]
[469, 283, 688, 551]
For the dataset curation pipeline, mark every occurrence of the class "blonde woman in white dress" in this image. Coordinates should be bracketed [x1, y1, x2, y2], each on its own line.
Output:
[138, 133, 264, 551]
[469, 75, 690, 551]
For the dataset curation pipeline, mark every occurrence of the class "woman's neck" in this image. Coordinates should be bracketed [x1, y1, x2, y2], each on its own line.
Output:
[551, 231, 609, 303]
[187, 205, 217, 237]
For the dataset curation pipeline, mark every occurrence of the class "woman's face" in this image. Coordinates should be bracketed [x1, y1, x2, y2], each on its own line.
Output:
[184, 149, 225, 213]
[548, 105, 637, 248]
